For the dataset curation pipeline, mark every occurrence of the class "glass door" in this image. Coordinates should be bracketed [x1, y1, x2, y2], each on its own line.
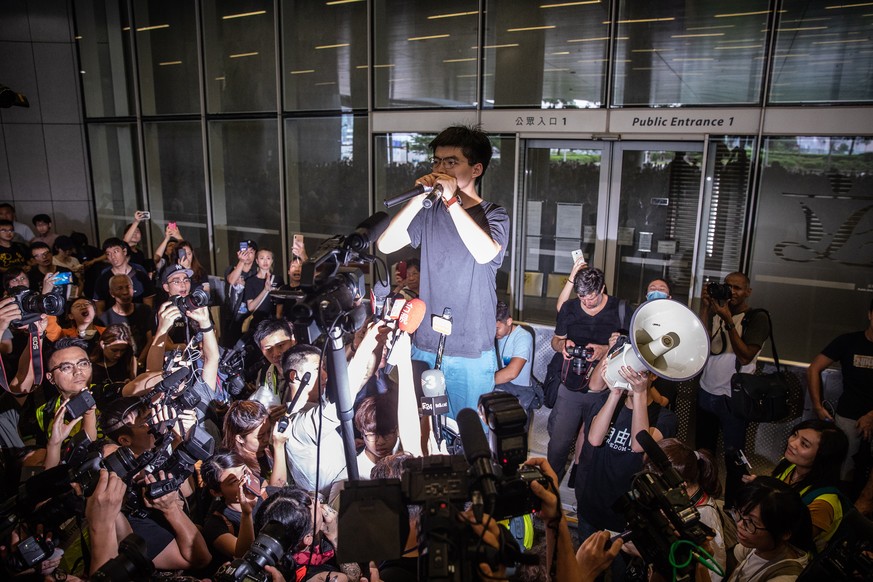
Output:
[605, 143, 705, 305]
[519, 140, 706, 324]
[520, 141, 610, 323]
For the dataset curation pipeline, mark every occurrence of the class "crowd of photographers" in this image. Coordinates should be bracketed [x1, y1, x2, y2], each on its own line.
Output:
[0, 208, 623, 582]
[0, 205, 871, 581]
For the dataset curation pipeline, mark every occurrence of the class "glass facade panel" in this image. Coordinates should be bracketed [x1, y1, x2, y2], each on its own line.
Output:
[133, 0, 200, 115]
[521, 144, 605, 324]
[89, 123, 141, 241]
[373, 1, 479, 109]
[483, 0, 608, 108]
[285, 115, 370, 244]
[143, 122, 210, 272]
[209, 120, 281, 277]
[612, 0, 769, 106]
[203, 1, 276, 114]
[611, 146, 703, 304]
[74, 0, 135, 118]
[696, 137, 754, 295]
[750, 137, 873, 362]
[769, 0, 873, 104]
[282, 1, 368, 112]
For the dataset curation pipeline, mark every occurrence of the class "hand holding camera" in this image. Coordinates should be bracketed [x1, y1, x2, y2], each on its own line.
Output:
[156, 302, 184, 334]
[48, 402, 83, 446]
[85, 469, 128, 529]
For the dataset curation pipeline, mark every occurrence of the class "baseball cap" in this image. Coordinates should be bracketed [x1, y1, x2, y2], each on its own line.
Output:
[161, 264, 194, 285]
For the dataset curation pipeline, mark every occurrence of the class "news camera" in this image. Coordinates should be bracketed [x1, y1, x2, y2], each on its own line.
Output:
[338, 398, 546, 581]
[269, 212, 390, 342]
[612, 430, 715, 582]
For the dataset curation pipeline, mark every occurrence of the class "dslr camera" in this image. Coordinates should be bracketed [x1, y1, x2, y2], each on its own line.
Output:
[215, 521, 294, 582]
[170, 287, 210, 315]
[8, 285, 65, 326]
[566, 344, 595, 375]
[707, 282, 733, 302]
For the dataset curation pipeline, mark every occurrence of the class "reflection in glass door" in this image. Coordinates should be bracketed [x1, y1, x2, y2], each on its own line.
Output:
[519, 141, 706, 324]
[520, 142, 609, 323]
[606, 143, 704, 306]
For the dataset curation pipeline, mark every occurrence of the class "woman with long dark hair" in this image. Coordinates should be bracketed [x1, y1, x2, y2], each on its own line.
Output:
[221, 400, 289, 488]
[171, 240, 210, 293]
[770, 418, 849, 551]
[243, 249, 277, 330]
[201, 452, 266, 566]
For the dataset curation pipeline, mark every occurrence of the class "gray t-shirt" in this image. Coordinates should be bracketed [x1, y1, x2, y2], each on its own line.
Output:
[407, 200, 509, 358]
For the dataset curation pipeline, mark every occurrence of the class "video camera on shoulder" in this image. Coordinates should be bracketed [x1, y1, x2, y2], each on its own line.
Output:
[612, 430, 714, 581]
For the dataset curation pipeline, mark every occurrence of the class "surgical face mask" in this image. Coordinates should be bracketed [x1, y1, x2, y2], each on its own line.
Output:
[646, 290, 669, 301]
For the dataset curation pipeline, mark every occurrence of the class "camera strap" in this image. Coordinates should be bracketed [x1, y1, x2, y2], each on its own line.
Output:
[0, 323, 43, 394]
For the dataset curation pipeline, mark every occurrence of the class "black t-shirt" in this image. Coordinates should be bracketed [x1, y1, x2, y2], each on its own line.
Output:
[97, 303, 155, 353]
[822, 330, 873, 418]
[243, 275, 275, 316]
[203, 503, 242, 560]
[127, 512, 176, 560]
[0, 242, 29, 272]
[555, 295, 624, 347]
[576, 394, 678, 531]
[93, 264, 156, 307]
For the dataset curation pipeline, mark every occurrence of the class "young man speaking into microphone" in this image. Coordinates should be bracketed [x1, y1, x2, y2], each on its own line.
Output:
[378, 125, 509, 418]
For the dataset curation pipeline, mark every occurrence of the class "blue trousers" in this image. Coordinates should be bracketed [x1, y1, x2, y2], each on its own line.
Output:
[411, 345, 496, 419]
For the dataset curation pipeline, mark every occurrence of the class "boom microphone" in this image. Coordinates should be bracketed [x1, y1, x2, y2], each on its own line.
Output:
[384, 298, 427, 373]
[457, 408, 498, 513]
[636, 429, 684, 488]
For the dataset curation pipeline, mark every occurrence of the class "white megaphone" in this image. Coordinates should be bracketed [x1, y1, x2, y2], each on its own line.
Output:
[603, 298, 710, 390]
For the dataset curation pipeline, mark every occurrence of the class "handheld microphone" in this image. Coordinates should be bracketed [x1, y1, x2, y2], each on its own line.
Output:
[420, 369, 449, 445]
[370, 280, 390, 320]
[383, 183, 442, 208]
[421, 184, 443, 209]
[384, 298, 426, 373]
[457, 408, 498, 515]
[431, 307, 453, 371]
[278, 371, 312, 433]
